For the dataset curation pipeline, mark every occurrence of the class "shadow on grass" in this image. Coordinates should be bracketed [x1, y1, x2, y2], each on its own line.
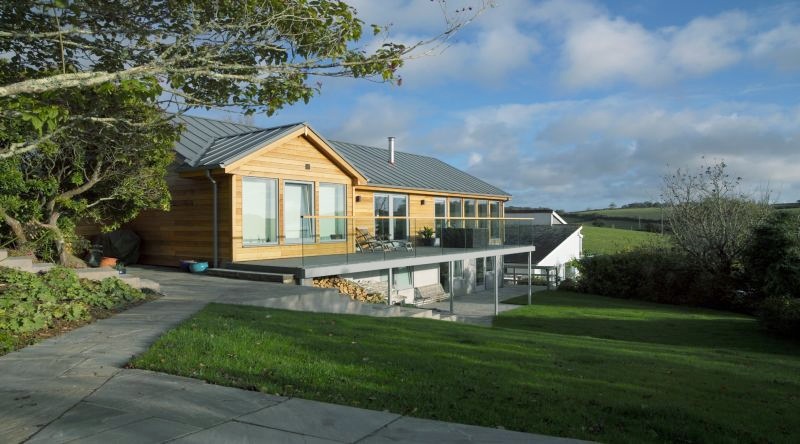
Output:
[494, 306, 800, 356]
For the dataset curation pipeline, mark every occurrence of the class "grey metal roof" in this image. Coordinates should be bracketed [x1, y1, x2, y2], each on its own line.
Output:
[328, 140, 510, 197]
[170, 114, 510, 197]
[194, 123, 304, 168]
[505, 224, 582, 263]
[172, 114, 261, 165]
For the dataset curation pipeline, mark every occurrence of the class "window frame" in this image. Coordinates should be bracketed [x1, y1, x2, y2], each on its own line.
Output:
[241, 176, 278, 247]
[283, 180, 315, 244]
[319, 182, 347, 242]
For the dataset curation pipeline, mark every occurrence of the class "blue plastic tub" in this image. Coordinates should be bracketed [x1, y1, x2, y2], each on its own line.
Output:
[189, 261, 208, 273]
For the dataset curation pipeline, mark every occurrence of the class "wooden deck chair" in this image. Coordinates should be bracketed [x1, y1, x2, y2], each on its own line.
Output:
[355, 227, 393, 252]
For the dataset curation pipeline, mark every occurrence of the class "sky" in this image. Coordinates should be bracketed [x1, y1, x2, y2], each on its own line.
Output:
[201, 0, 800, 211]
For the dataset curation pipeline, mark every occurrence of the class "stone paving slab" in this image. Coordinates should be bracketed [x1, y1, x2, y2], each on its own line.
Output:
[238, 397, 401, 443]
[85, 370, 284, 428]
[71, 417, 201, 444]
[360, 416, 586, 444]
[171, 420, 340, 444]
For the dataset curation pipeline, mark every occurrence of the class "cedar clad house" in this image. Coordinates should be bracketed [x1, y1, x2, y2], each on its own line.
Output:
[126, 115, 545, 302]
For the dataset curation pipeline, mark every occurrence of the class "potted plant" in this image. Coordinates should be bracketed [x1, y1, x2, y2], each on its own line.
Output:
[418, 226, 435, 247]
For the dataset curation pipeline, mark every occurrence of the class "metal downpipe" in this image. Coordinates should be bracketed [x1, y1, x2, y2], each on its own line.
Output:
[205, 169, 219, 268]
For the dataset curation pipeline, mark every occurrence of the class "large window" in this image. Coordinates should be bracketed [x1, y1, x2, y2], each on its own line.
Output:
[284, 181, 314, 243]
[476, 258, 485, 286]
[490, 201, 501, 240]
[464, 199, 476, 229]
[374, 193, 408, 240]
[449, 198, 462, 228]
[477, 200, 489, 230]
[242, 177, 277, 246]
[434, 197, 447, 239]
[320, 183, 346, 241]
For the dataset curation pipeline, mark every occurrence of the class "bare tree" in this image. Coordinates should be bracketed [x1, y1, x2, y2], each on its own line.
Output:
[662, 160, 771, 275]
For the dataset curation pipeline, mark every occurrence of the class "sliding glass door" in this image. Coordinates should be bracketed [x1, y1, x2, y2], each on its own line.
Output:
[284, 181, 314, 243]
[374, 193, 408, 240]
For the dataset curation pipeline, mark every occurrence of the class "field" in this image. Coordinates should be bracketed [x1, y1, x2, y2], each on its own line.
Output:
[573, 207, 664, 220]
[581, 225, 668, 255]
[131, 293, 800, 443]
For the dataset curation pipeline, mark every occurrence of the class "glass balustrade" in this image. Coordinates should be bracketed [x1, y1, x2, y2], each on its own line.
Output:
[293, 216, 538, 267]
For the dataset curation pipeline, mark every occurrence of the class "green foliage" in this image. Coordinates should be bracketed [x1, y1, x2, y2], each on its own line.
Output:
[757, 297, 800, 339]
[575, 247, 746, 311]
[0, 79, 179, 261]
[0, 0, 408, 115]
[743, 212, 800, 299]
[0, 266, 146, 352]
[742, 212, 800, 338]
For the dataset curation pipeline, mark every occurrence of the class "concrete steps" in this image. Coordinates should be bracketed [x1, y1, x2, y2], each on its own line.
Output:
[0, 249, 159, 292]
[205, 267, 295, 284]
[0, 255, 35, 272]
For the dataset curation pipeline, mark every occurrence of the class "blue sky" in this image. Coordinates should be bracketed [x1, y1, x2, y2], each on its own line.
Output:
[200, 0, 800, 211]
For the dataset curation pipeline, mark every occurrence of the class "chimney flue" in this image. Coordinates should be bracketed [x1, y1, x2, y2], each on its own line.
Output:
[388, 136, 395, 164]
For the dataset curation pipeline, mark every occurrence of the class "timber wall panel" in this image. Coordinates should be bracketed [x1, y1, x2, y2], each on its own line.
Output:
[229, 135, 355, 261]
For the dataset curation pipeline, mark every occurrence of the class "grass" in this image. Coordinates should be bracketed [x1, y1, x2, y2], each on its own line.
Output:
[581, 225, 668, 255]
[131, 292, 800, 443]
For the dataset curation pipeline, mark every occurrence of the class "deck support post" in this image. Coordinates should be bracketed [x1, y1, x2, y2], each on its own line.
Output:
[494, 255, 500, 316]
[527, 251, 532, 305]
[387, 267, 394, 305]
[449, 261, 454, 313]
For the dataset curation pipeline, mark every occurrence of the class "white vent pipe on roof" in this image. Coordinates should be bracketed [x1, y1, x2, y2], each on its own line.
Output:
[388, 136, 395, 164]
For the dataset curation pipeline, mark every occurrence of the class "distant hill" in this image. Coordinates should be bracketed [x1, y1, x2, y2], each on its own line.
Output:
[565, 203, 800, 232]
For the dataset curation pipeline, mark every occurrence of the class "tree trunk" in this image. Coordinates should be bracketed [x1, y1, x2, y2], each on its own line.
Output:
[40, 213, 86, 268]
[0, 208, 31, 252]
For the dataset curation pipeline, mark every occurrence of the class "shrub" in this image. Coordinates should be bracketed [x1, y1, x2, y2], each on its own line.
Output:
[0, 266, 147, 340]
[575, 247, 744, 310]
[557, 278, 579, 292]
[757, 297, 800, 339]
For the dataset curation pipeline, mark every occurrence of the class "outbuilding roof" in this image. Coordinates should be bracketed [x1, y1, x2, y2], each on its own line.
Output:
[172, 114, 509, 198]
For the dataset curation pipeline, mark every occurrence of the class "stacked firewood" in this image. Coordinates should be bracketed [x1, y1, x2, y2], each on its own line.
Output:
[313, 276, 385, 304]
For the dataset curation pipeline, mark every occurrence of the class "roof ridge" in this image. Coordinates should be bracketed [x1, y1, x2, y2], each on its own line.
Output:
[213, 122, 306, 140]
[328, 139, 443, 162]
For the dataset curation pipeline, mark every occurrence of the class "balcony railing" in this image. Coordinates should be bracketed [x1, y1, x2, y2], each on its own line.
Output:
[291, 216, 537, 267]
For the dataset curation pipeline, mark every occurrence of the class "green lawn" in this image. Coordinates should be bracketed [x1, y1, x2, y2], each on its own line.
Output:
[131, 292, 800, 443]
[581, 225, 668, 255]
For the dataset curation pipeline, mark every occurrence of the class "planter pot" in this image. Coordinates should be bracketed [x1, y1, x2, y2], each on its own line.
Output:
[189, 261, 208, 273]
[179, 260, 195, 272]
[99, 257, 118, 268]
[419, 238, 435, 247]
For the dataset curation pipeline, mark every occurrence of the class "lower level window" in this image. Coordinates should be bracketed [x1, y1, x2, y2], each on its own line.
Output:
[242, 177, 277, 245]
[453, 260, 464, 278]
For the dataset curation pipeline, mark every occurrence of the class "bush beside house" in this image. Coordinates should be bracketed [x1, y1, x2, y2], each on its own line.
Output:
[0, 266, 149, 354]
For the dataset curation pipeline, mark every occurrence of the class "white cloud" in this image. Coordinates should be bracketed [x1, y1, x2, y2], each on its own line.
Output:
[561, 16, 668, 88]
[428, 98, 800, 209]
[667, 12, 749, 76]
[750, 22, 800, 71]
[325, 93, 422, 147]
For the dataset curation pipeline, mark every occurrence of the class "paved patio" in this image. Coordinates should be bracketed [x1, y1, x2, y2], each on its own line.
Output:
[0, 267, 584, 443]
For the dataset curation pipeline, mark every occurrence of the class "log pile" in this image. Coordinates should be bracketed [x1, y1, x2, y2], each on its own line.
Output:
[313, 276, 385, 304]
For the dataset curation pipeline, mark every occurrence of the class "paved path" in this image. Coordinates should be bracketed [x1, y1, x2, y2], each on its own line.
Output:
[1, 267, 584, 443]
